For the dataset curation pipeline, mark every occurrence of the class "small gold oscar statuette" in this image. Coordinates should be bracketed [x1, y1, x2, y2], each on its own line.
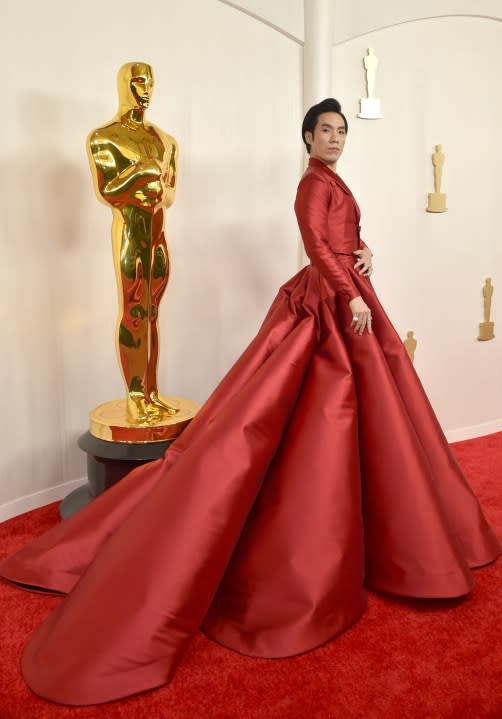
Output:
[426, 144, 447, 213]
[478, 277, 495, 341]
[403, 330, 417, 363]
[86, 62, 198, 442]
[358, 48, 383, 120]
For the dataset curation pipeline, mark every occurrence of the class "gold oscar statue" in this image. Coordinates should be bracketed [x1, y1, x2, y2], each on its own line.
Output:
[478, 277, 495, 341]
[87, 62, 198, 442]
[426, 144, 447, 213]
[403, 330, 417, 364]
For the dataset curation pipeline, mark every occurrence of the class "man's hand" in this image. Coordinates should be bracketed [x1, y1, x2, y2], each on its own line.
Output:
[353, 247, 373, 276]
[349, 296, 372, 335]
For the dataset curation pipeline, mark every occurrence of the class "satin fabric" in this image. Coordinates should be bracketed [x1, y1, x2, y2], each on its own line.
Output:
[1, 158, 500, 706]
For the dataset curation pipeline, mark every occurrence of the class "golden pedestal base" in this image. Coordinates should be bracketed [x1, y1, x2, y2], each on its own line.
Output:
[478, 321, 495, 341]
[426, 192, 447, 213]
[90, 398, 199, 443]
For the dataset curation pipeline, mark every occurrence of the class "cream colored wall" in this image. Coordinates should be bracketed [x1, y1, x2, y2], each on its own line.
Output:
[0, 1, 501, 518]
[334, 0, 502, 43]
[0, 0, 302, 517]
[219, 0, 303, 40]
[333, 15, 502, 437]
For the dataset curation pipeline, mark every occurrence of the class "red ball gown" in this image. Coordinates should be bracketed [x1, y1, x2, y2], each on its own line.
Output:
[1, 157, 500, 705]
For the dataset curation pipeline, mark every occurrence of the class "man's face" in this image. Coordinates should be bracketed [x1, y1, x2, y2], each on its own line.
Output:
[305, 112, 346, 168]
[130, 65, 154, 109]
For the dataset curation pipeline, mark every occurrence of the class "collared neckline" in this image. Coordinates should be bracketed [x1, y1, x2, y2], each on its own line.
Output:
[308, 156, 337, 178]
[308, 157, 350, 194]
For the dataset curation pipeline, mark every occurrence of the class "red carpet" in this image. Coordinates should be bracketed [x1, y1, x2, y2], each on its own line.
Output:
[1, 432, 501, 719]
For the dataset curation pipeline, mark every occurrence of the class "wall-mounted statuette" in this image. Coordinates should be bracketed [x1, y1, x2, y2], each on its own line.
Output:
[426, 144, 447, 213]
[358, 48, 383, 120]
[403, 330, 417, 364]
[478, 278, 495, 341]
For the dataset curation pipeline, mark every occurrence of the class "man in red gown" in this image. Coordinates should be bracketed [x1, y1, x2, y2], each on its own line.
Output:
[0, 99, 500, 706]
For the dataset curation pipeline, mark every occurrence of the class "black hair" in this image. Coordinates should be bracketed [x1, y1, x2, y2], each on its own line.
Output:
[301, 98, 348, 154]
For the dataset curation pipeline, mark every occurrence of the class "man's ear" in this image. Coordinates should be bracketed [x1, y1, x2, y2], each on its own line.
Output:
[304, 131, 313, 145]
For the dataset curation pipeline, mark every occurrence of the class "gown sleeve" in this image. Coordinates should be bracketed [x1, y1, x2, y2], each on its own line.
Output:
[294, 173, 360, 302]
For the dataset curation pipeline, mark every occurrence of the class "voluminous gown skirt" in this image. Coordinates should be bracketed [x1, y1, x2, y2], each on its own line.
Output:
[1, 257, 500, 705]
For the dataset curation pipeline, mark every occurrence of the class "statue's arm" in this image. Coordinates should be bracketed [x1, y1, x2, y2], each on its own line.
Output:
[103, 159, 160, 196]
[165, 139, 178, 207]
[156, 129, 178, 208]
[87, 134, 161, 202]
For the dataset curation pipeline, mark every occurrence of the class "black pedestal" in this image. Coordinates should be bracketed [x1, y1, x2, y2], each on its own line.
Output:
[60, 432, 172, 519]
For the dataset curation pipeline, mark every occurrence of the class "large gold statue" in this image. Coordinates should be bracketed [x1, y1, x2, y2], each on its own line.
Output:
[88, 62, 177, 424]
[87, 62, 197, 441]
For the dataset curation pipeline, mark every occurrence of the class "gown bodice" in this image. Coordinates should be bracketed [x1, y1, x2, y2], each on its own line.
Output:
[294, 157, 366, 302]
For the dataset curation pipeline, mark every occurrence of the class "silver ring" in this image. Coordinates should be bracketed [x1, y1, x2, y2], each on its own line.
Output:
[352, 315, 359, 321]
